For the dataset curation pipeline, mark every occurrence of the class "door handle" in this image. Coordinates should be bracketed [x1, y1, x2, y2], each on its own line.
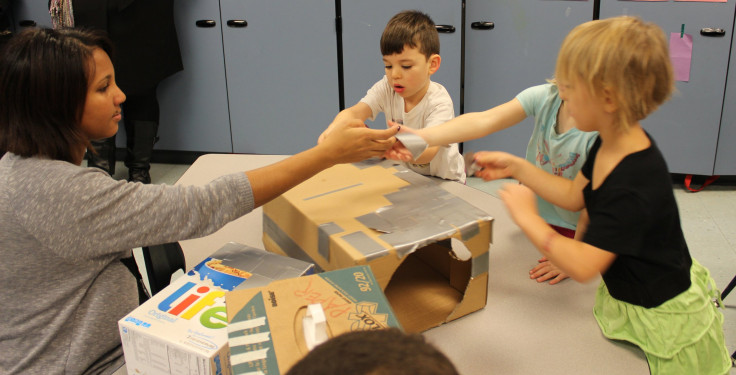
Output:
[195, 20, 216, 28]
[700, 28, 726, 37]
[435, 25, 455, 33]
[471, 21, 494, 30]
[227, 20, 248, 28]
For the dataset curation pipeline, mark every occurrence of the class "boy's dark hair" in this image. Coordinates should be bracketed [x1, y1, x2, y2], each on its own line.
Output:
[285, 328, 459, 375]
[0, 27, 114, 163]
[380, 10, 439, 59]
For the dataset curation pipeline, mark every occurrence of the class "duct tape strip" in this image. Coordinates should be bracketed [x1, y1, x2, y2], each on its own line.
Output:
[356, 170, 491, 258]
[341, 231, 390, 261]
[318, 222, 344, 262]
[304, 183, 363, 201]
[471, 251, 490, 277]
[395, 132, 429, 160]
[263, 215, 319, 269]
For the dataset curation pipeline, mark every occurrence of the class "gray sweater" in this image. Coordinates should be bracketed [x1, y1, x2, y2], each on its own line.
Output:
[0, 153, 254, 375]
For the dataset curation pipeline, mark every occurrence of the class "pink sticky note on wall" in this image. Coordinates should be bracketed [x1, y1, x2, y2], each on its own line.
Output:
[670, 32, 693, 82]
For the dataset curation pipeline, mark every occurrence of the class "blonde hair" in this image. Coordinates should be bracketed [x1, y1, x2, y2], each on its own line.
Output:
[555, 16, 674, 131]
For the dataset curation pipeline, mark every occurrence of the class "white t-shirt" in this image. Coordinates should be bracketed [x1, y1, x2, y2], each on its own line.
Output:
[360, 76, 465, 182]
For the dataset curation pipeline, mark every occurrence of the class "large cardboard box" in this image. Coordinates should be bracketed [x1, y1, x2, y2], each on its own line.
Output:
[225, 265, 401, 375]
[263, 160, 493, 332]
[118, 242, 315, 375]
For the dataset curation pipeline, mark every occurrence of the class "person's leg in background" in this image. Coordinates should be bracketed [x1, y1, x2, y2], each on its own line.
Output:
[86, 136, 117, 175]
[123, 85, 159, 184]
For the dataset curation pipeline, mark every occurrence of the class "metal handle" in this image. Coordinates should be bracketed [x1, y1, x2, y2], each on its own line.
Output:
[700, 28, 726, 37]
[471, 21, 494, 30]
[19, 20, 36, 27]
[227, 20, 248, 28]
[195, 20, 216, 28]
[435, 25, 455, 33]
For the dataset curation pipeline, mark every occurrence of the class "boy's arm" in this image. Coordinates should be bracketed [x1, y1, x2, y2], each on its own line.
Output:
[473, 151, 587, 212]
[318, 102, 374, 143]
[420, 98, 528, 146]
[500, 184, 615, 282]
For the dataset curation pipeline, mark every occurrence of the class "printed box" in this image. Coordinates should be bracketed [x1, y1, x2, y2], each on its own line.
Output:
[263, 160, 493, 332]
[225, 265, 401, 374]
[118, 242, 314, 375]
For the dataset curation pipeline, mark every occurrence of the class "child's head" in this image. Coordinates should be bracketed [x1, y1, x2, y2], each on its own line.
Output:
[555, 16, 674, 132]
[380, 10, 440, 59]
[379, 11, 441, 104]
[0, 27, 121, 162]
[285, 328, 459, 375]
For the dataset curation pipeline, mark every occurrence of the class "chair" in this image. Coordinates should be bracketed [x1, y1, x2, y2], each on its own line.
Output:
[141, 242, 186, 296]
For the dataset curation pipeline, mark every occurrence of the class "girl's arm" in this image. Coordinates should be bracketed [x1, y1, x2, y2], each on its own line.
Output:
[419, 98, 528, 146]
[500, 184, 615, 282]
[473, 151, 587, 212]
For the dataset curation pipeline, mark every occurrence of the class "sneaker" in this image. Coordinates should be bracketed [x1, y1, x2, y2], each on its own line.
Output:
[128, 168, 151, 184]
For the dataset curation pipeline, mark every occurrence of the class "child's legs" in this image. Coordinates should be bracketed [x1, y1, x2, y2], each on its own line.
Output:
[593, 260, 731, 375]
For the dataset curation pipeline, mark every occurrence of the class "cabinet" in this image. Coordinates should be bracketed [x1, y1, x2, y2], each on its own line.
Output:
[158, 0, 340, 155]
[9, 0, 51, 30]
[340, 0, 462, 123]
[156, 0, 231, 153]
[600, 1, 736, 176]
[461, 0, 594, 157]
[716, 21, 736, 176]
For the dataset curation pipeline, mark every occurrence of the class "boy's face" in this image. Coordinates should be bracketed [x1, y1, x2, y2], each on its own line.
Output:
[383, 45, 439, 106]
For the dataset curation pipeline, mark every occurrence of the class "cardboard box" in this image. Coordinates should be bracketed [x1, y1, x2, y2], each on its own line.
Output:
[118, 242, 315, 375]
[262, 160, 493, 332]
[225, 265, 401, 375]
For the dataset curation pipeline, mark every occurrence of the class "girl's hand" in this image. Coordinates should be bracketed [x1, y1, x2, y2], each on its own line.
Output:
[473, 151, 518, 181]
[530, 256, 569, 285]
[498, 183, 538, 227]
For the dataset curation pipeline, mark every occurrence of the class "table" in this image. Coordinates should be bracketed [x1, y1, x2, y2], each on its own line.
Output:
[174, 154, 649, 375]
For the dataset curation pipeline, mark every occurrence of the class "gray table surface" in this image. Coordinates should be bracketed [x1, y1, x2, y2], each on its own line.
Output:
[118, 154, 649, 375]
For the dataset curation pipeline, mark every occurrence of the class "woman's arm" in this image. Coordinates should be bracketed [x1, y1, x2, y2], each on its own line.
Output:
[248, 120, 398, 207]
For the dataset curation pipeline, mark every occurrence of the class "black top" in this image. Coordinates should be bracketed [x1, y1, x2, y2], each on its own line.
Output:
[581, 134, 691, 308]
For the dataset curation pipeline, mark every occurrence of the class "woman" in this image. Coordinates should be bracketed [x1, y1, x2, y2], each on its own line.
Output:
[0, 27, 397, 375]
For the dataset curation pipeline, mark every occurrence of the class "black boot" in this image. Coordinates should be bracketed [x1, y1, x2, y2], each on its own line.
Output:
[86, 136, 116, 175]
[124, 120, 158, 184]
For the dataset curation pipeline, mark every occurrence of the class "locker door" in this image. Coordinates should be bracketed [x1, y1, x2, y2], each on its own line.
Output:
[10, 0, 51, 30]
[341, 0, 462, 125]
[462, 1, 593, 157]
[157, 0, 232, 153]
[600, 2, 735, 175]
[224, 0, 340, 154]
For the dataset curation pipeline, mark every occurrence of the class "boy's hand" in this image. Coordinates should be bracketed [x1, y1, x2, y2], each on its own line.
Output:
[383, 121, 414, 161]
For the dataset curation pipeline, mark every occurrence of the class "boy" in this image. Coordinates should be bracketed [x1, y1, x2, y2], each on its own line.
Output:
[319, 10, 465, 182]
[285, 328, 459, 375]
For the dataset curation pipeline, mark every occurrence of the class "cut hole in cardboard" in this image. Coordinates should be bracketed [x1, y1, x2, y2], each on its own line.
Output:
[384, 240, 471, 333]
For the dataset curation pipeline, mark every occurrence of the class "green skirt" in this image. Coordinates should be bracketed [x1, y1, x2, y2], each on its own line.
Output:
[593, 259, 731, 375]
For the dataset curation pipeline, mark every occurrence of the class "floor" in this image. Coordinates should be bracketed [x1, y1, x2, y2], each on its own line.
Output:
[112, 160, 736, 366]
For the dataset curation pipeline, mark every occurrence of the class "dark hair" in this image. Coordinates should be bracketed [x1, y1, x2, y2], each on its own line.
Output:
[0, 27, 114, 162]
[380, 10, 439, 59]
[285, 328, 460, 375]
